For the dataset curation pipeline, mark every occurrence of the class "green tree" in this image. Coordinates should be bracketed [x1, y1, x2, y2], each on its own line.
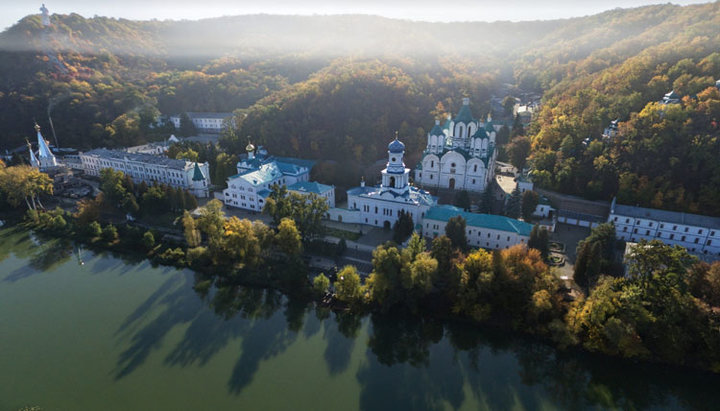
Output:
[445, 215, 468, 252]
[178, 112, 197, 137]
[528, 225, 549, 259]
[392, 209, 414, 244]
[142, 231, 155, 249]
[505, 187, 521, 219]
[312, 273, 330, 297]
[574, 223, 621, 290]
[454, 190, 471, 211]
[521, 190, 539, 220]
[335, 265, 363, 305]
[99, 168, 138, 214]
[276, 217, 303, 257]
[263, 184, 329, 240]
[102, 224, 119, 243]
[182, 210, 201, 247]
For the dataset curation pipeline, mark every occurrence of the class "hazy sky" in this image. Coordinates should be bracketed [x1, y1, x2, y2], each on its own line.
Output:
[2, 1, 712, 31]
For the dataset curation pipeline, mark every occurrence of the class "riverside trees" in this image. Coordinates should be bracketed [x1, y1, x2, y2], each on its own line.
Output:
[0, 165, 53, 210]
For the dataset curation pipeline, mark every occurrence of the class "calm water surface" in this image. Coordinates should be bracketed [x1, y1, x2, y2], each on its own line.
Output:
[0, 228, 718, 410]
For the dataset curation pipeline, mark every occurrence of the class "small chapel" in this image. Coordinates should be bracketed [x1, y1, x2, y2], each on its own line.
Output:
[413, 98, 497, 193]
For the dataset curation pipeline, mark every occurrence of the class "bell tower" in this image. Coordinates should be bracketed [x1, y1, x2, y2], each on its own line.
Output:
[381, 132, 410, 194]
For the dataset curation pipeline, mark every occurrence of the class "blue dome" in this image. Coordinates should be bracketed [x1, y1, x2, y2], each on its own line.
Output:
[388, 138, 405, 153]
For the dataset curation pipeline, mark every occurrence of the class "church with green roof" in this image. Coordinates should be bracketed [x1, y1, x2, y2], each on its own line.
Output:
[413, 98, 497, 193]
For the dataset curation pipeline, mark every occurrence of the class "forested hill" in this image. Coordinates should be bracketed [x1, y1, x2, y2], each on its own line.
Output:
[1, 3, 720, 212]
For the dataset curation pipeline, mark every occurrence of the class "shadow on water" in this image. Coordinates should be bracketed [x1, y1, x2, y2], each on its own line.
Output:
[3, 235, 73, 282]
[222, 290, 313, 394]
[352, 312, 720, 411]
[318, 310, 360, 376]
[113, 273, 204, 379]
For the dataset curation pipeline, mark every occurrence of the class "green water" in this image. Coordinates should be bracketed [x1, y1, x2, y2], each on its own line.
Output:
[0, 228, 718, 410]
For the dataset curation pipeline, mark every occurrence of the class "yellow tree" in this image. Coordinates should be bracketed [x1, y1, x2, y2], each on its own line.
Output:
[0, 166, 53, 210]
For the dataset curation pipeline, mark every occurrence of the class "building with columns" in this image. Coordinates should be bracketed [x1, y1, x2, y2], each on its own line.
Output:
[328, 136, 436, 228]
[414, 98, 497, 193]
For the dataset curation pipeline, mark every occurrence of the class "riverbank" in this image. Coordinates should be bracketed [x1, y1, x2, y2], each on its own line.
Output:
[15, 203, 720, 376]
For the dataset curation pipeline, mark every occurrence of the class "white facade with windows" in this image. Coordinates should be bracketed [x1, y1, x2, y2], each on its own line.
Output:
[609, 198, 720, 260]
[414, 98, 497, 193]
[79, 148, 211, 197]
[170, 112, 235, 134]
[328, 137, 436, 228]
[422, 205, 533, 250]
[223, 144, 323, 211]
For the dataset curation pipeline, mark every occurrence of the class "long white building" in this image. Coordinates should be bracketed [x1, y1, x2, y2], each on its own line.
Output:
[422, 205, 534, 250]
[329, 137, 436, 228]
[79, 148, 211, 198]
[414, 98, 497, 193]
[169, 112, 234, 134]
[609, 198, 720, 260]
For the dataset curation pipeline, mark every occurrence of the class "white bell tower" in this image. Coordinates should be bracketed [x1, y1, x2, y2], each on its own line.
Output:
[381, 133, 410, 194]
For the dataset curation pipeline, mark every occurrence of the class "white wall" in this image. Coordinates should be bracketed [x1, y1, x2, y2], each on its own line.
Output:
[422, 218, 529, 250]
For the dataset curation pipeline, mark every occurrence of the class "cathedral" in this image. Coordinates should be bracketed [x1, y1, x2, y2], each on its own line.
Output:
[413, 98, 497, 192]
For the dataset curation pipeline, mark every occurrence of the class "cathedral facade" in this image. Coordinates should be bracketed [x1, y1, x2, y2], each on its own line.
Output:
[413, 98, 497, 193]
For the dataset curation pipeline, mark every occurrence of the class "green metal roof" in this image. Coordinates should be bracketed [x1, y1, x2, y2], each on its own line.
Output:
[453, 104, 475, 124]
[425, 205, 533, 236]
[192, 162, 205, 181]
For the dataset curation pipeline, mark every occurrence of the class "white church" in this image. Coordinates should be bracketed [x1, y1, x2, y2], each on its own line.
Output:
[414, 98, 497, 192]
[28, 123, 58, 171]
[329, 136, 436, 228]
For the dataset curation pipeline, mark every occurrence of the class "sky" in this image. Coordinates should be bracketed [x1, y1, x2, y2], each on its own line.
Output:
[1, 0, 712, 31]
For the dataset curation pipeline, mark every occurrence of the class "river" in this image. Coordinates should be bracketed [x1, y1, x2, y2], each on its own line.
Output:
[0, 227, 718, 410]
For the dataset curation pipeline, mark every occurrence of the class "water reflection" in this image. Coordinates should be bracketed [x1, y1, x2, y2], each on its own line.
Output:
[2, 227, 719, 410]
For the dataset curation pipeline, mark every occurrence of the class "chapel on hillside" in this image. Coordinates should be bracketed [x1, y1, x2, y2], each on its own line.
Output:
[413, 98, 497, 193]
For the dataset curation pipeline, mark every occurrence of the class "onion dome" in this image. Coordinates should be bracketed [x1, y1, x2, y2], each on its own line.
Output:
[388, 136, 405, 153]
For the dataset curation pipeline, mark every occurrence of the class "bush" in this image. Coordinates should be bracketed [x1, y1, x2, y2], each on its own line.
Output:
[186, 246, 211, 268]
[157, 247, 186, 266]
[101, 224, 119, 243]
[88, 221, 102, 238]
[142, 231, 155, 249]
[312, 273, 330, 297]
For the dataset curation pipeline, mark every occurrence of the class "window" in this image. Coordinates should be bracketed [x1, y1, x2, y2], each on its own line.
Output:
[681, 236, 686, 241]
[626, 218, 630, 223]
[473, 164, 477, 172]
[646, 230, 650, 235]
[670, 234, 674, 240]
[633, 228, 638, 234]
[430, 160, 434, 168]
[699, 229, 703, 234]
[649, 222, 653, 227]
[712, 231, 716, 236]
[614, 217, 618, 222]
[695, 238, 699, 244]
[707, 240, 712, 245]
[660, 224, 665, 229]
[623, 227, 627, 232]
[673, 225, 677, 230]
[685, 227, 689, 233]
